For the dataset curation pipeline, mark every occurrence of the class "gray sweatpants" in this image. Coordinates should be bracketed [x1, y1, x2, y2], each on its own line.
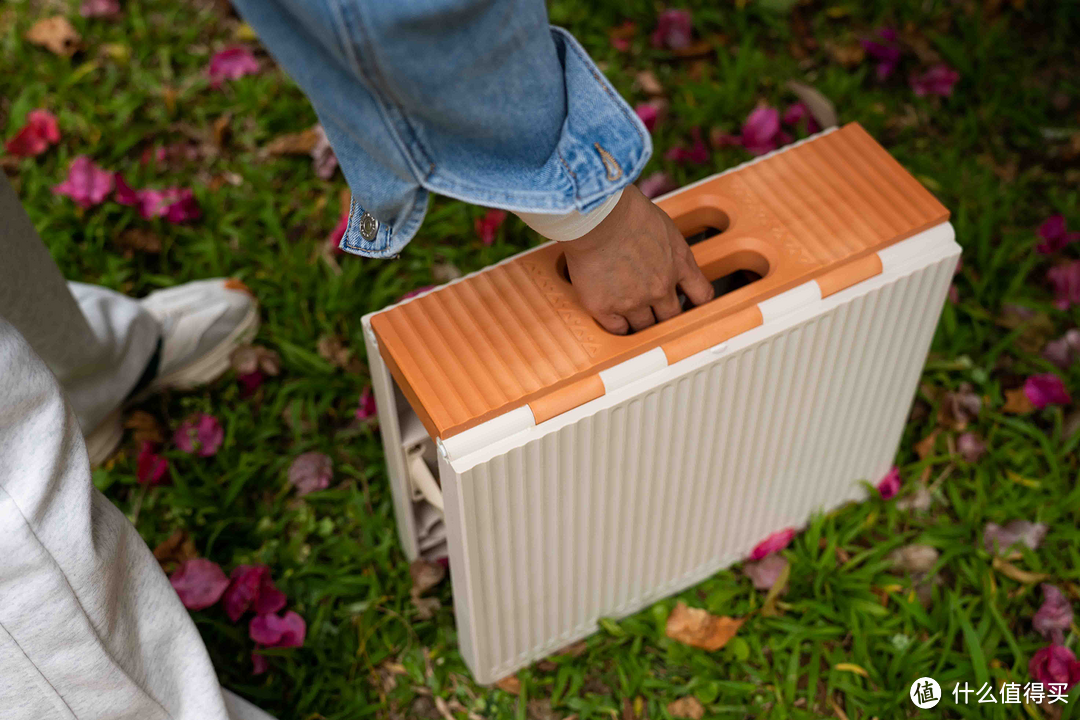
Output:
[0, 176, 276, 719]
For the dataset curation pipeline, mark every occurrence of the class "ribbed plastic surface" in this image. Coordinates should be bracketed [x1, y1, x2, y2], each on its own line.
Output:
[370, 123, 949, 442]
[441, 244, 959, 683]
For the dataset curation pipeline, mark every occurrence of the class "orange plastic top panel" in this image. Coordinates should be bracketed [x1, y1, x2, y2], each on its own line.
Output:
[370, 123, 949, 440]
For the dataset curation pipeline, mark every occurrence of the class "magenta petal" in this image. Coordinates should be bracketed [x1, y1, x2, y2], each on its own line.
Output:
[1024, 373, 1071, 409]
[750, 527, 796, 560]
[208, 46, 260, 88]
[174, 413, 224, 456]
[288, 452, 333, 496]
[1047, 262, 1080, 310]
[253, 584, 288, 616]
[474, 209, 507, 246]
[956, 432, 986, 463]
[651, 9, 693, 50]
[638, 171, 677, 199]
[224, 565, 266, 622]
[1029, 644, 1080, 687]
[5, 109, 61, 157]
[136, 441, 170, 486]
[877, 465, 902, 499]
[53, 156, 115, 208]
[355, 386, 378, 420]
[249, 611, 306, 648]
[114, 173, 140, 206]
[170, 558, 229, 610]
[635, 103, 660, 132]
[1033, 584, 1073, 644]
[911, 64, 960, 97]
[80, 0, 120, 17]
[327, 205, 349, 252]
[1036, 215, 1072, 254]
[251, 650, 269, 675]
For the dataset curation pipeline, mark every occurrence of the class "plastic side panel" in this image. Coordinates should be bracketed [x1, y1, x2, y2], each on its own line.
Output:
[445, 250, 958, 683]
[362, 323, 419, 560]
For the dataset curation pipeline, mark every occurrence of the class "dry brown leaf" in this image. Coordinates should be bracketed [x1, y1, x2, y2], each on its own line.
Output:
[26, 16, 80, 57]
[554, 640, 588, 657]
[823, 40, 864, 67]
[1002, 388, 1034, 415]
[914, 430, 939, 460]
[494, 674, 521, 694]
[230, 344, 281, 376]
[212, 113, 232, 151]
[633, 70, 664, 97]
[411, 595, 440, 619]
[410, 558, 446, 597]
[317, 335, 353, 369]
[667, 696, 705, 719]
[785, 80, 838, 129]
[115, 228, 162, 258]
[670, 40, 715, 59]
[432, 262, 462, 283]
[124, 410, 165, 445]
[263, 126, 319, 156]
[889, 544, 939, 574]
[152, 529, 197, 571]
[665, 601, 744, 651]
[992, 556, 1049, 584]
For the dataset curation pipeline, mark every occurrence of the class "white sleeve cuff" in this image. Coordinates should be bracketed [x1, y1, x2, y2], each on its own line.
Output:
[513, 189, 623, 242]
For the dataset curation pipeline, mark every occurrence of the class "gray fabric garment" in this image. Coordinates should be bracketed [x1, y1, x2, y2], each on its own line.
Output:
[0, 174, 160, 434]
[0, 174, 277, 719]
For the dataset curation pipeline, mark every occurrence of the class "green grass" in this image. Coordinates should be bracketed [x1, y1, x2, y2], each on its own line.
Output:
[3, 0, 1080, 718]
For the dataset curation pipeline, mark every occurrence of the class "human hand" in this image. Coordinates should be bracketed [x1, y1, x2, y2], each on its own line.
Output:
[561, 184, 714, 335]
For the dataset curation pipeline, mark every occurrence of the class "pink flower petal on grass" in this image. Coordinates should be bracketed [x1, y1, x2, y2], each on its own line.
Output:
[136, 442, 170, 486]
[957, 432, 986, 463]
[650, 9, 693, 50]
[750, 527, 795, 560]
[170, 558, 229, 610]
[224, 565, 287, 622]
[174, 414, 224, 457]
[877, 465, 901, 499]
[743, 553, 788, 591]
[638, 171, 677, 199]
[249, 611, 306, 648]
[860, 27, 901, 81]
[1042, 329, 1080, 369]
[910, 64, 960, 97]
[1033, 584, 1074, 645]
[782, 102, 820, 134]
[475, 209, 507, 246]
[355, 386, 377, 421]
[983, 520, 1048, 555]
[251, 651, 269, 675]
[665, 127, 709, 165]
[1029, 644, 1080, 689]
[208, 46, 260, 88]
[741, 107, 782, 155]
[53, 156, 114, 208]
[288, 452, 333, 496]
[1024, 373, 1071, 409]
[5, 109, 61, 158]
[80, 0, 120, 17]
[635, 102, 663, 132]
[326, 204, 349, 254]
[1047, 262, 1080, 310]
[1036, 215, 1080, 255]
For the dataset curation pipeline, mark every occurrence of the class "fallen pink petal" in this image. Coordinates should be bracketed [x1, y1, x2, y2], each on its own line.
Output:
[80, 0, 120, 17]
[327, 204, 349, 253]
[750, 527, 796, 560]
[135, 441, 170, 486]
[224, 565, 288, 622]
[1036, 214, 1080, 255]
[398, 286, 435, 302]
[1047, 262, 1080, 310]
[249, 611, 306, 648]
[956, 432, 985, 463]
[1029, 644, 1080, 689]
[877, 465, 901, 499]
[208, 46, 260, 88]
[238, 370, 263, 397]
[665, 127, 709, 165]
[742, 553, 788, 591]
[174, 413, 224, 457]
[741, 107, 786, 156]
[1024, 373, 1071, 409]
[474, 209, 507, 246]
[1033, 584, 1073, 645]
[910, 64, 960, 97]
[355, 386, 377, 420]
[115, 178, 201, 223]
[860, 27, 902, 81]
[170, 558, 229, 611]
[610, 20, 635, 52]
[251, 651, 269, 675]
[635, 102, 665, 132]
[1042, 329, 1080, 369]
[288, 452, 333, 496]
[782, 102, 820, 134]
[650, 9, 692, 50]
[983, 520, 1048, 555]
[53, 156, 114, 208]
[5, 109, 61, 158]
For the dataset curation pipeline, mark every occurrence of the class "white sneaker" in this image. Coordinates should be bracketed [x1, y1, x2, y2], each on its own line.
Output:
[86, 278, 260, 466]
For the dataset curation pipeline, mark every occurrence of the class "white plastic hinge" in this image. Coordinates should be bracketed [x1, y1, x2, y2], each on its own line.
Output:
[877, 222, 956, 275]
[439, 405, 536, 461]
[363, 324, 379, 351]
[406, 446, 444, 512]
[598, 347, 668, 392]
[757, 281, 822, 324]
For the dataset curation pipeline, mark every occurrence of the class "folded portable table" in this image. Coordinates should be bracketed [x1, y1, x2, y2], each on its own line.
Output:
[362, 123, 959, 683]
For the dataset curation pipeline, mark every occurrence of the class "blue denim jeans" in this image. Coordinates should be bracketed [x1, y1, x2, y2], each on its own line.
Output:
[229, 0, 651, 257]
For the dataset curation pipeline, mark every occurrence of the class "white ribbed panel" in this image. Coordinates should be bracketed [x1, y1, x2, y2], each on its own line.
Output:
[442, 237, 959, 683]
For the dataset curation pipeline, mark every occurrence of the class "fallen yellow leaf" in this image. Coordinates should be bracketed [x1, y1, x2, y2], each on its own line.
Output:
[25, 16, 80, 57]
[665, 601, 744, 651]
[1006, 471, 1040, 488]
[667, 696, 704, 719]
[992, 556, 1049, 584]
[1002, 388, 1034, 415]
[494, 674, 520, 695]
[834, 663, 869, 678]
